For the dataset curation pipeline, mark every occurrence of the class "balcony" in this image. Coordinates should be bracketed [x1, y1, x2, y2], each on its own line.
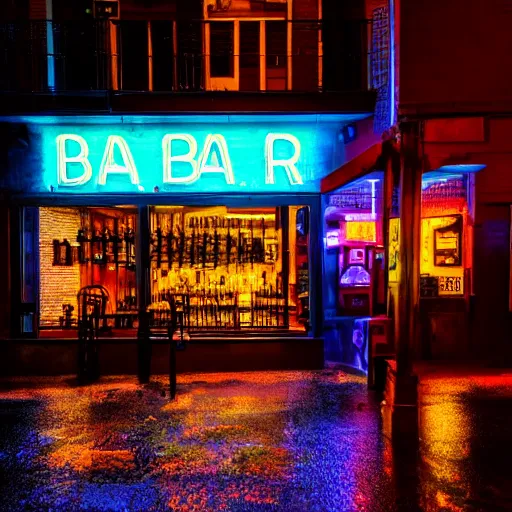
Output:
[0, 20, 380, 114]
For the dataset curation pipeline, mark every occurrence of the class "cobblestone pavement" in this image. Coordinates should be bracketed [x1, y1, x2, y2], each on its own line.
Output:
[0, 369, 511, 511]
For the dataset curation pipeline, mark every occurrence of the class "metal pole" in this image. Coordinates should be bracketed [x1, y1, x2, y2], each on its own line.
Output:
[168, 306, 177, 399]
[137, 206, 151, 384]
[170, 335, 177, 400]
[309, 196, 323, 338]
[281, 206, 290, 328]
[137, 311, 151, 384]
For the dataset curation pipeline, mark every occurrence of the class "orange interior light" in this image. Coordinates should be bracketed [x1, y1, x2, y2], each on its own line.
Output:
[345, 221, 376, 242]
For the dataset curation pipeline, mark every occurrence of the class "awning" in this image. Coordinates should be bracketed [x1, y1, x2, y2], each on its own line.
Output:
[321, 143, 381, 194]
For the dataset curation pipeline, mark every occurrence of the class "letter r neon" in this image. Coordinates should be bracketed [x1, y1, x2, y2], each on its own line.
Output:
[265, 134, 303, 185]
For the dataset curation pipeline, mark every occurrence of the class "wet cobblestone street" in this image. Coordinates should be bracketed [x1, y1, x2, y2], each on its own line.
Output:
[0, 371, 396, 512]
[0, 369, 511, 511]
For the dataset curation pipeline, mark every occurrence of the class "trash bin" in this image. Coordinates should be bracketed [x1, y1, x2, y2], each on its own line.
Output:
[368, 316, 394, 390]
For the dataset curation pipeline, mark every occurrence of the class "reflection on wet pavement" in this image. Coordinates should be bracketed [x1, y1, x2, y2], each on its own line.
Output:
[0, 371, 395, 511]
[419, 373, 512, 512]
[0, 369, 511, 511]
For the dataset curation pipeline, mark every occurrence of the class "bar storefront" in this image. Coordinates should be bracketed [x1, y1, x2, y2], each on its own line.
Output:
[5, 113, 368, 374]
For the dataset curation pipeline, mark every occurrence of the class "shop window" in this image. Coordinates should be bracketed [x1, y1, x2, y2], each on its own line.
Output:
[210, 22, 234, 78]
[148, 205, 310, 333]
[38, 206, 138, 333]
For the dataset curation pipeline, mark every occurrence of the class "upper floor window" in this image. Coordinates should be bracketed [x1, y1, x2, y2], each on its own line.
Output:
[265, 21, 287, 90]
[210, 22, 234, 78]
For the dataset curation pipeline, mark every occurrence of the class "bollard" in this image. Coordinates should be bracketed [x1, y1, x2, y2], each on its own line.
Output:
[137, 311, 152, 384]
[168, 310, 178, 399]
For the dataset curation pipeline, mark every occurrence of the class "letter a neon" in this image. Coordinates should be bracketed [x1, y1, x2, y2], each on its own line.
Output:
[197, 134, 235, 185]
[162, 134, 199, 183]
[98, 136, 140, 186]
[56, 134, 93, 186]
[265, 134, 303, 185]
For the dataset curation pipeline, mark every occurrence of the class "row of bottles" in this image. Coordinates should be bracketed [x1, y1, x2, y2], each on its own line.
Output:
[150, 215, 279, 269]
[151, 270, 284, 303]
[77, 212, 137, 268]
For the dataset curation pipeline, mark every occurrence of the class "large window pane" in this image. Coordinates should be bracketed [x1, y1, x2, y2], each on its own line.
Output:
[38, 206, 138, 334]
[149, 206, 309, 332]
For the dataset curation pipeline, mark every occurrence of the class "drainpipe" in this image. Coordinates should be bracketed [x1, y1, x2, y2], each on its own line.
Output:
[45, 0, 55, 91]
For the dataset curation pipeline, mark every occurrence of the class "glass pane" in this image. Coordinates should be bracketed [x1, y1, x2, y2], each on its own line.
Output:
[290, 206, 310, 331]
[210, 22, 234, 78]
[239, 21, 260, 91]
[266, 21, 286, 90]
[149, 205, 309, 333]
[22, 207, 38, 303]
[151, 20, 174, 91]
[120, 21, 149, 90]
[38, 206, 138, 334]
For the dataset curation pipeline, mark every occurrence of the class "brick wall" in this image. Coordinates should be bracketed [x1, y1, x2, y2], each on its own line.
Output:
[39, 207, 81, 326]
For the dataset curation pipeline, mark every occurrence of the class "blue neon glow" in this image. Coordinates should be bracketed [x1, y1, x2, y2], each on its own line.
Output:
[12, 114, 370, 195]
[389, 0, 396, 126]
[434, 164, 486, 174]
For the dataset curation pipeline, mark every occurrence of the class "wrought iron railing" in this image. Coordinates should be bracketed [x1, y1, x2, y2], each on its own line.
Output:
[0, 19, 380, 94]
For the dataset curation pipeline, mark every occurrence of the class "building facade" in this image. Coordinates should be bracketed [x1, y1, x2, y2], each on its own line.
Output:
[397, 0, 512, 365]
[0, 0, 392, 376]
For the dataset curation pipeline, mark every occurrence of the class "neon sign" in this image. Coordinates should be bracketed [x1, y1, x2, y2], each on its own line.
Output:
[56, 132, 301, 189]
[345, 221, 376, 242]
[27, 114, 355, 195]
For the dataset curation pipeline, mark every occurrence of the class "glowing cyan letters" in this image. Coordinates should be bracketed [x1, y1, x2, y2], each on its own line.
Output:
[197, 134, 235, 185]
[56, 134, 92, 186]
[54, 131, 304, 189]
[162, 134, 199, 184]
[98, 135, 140, 185]
[265, 134, 303, 185]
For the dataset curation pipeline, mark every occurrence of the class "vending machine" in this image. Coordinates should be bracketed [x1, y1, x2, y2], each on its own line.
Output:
[338, 243, 385, 317]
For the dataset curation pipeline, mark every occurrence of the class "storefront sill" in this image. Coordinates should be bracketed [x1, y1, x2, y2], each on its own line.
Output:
[6, 335, 311, 345]
[0, 337, 324, 376]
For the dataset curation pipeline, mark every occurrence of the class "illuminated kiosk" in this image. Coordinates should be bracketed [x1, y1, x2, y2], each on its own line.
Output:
[323, 173, 386, 374]
[417, 171, 475, 358]
[6, 113, 371, 373]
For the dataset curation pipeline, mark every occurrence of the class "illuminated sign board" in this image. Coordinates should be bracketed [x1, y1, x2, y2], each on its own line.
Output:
[20, 115, 358, 195]
[345, 221, 376, 242]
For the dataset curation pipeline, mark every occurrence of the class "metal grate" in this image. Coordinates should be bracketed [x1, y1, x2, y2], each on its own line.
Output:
[370, 7, 390, 134]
